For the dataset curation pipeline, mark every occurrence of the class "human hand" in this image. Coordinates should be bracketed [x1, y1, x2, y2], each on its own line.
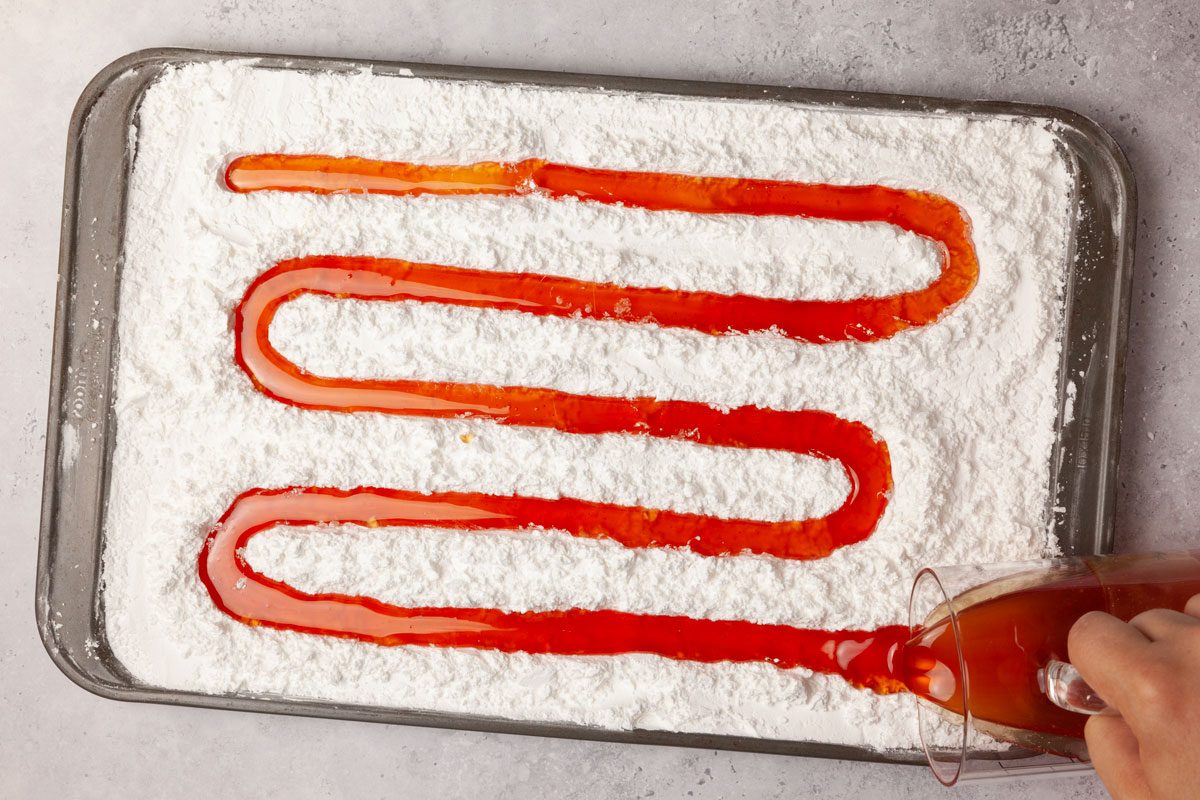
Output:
[1068, 593, 1200, 799]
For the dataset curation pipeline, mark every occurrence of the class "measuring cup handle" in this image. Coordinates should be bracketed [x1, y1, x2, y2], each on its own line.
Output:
[1040, 659, 1109, 715]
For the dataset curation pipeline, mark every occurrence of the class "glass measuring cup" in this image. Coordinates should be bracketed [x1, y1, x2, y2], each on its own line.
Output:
[906, 550, 1200, 785]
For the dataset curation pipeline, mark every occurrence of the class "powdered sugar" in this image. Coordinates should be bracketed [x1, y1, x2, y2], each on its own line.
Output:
[102, 61, 1072, 750]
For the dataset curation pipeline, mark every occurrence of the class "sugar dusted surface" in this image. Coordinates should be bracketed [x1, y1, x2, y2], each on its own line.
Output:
[103, 62, 1071, 750]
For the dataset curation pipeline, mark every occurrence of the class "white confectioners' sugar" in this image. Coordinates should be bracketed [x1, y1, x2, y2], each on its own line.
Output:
[103, 61, 1073, 750]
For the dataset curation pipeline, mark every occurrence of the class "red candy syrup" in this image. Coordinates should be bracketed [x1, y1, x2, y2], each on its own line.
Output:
[198, 155, 981, 693]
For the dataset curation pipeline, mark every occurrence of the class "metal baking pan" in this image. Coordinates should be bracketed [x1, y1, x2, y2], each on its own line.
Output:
[37, 47, 1136, 766]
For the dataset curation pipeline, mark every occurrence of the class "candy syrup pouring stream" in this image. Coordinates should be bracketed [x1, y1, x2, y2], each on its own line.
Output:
[202, 154, 980, 697]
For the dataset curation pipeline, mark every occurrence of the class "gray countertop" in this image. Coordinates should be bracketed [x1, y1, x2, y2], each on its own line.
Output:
[3, 1, 1196, 797]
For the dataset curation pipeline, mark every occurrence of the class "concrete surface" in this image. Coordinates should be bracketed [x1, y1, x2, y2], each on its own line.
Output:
[3, 1, 1197, 797]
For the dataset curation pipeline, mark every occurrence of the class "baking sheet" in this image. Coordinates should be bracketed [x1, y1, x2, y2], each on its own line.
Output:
[37, 47, 1136, 765]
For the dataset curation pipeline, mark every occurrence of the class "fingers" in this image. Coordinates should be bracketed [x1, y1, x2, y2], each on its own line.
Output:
[1086, 715, 1153, 800]
[1127, 607, 1200, 640]
[1185, 592, 1200, 619]
[1069, 611, 1153, 711]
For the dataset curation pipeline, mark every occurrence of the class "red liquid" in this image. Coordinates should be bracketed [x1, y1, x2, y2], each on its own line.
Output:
[903, 553, 1200, 741]
[201, 155, 983, 691]
[234, 256, 892, 560]
[200, 486, 910, 694]
[225, 155, 979, 343]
